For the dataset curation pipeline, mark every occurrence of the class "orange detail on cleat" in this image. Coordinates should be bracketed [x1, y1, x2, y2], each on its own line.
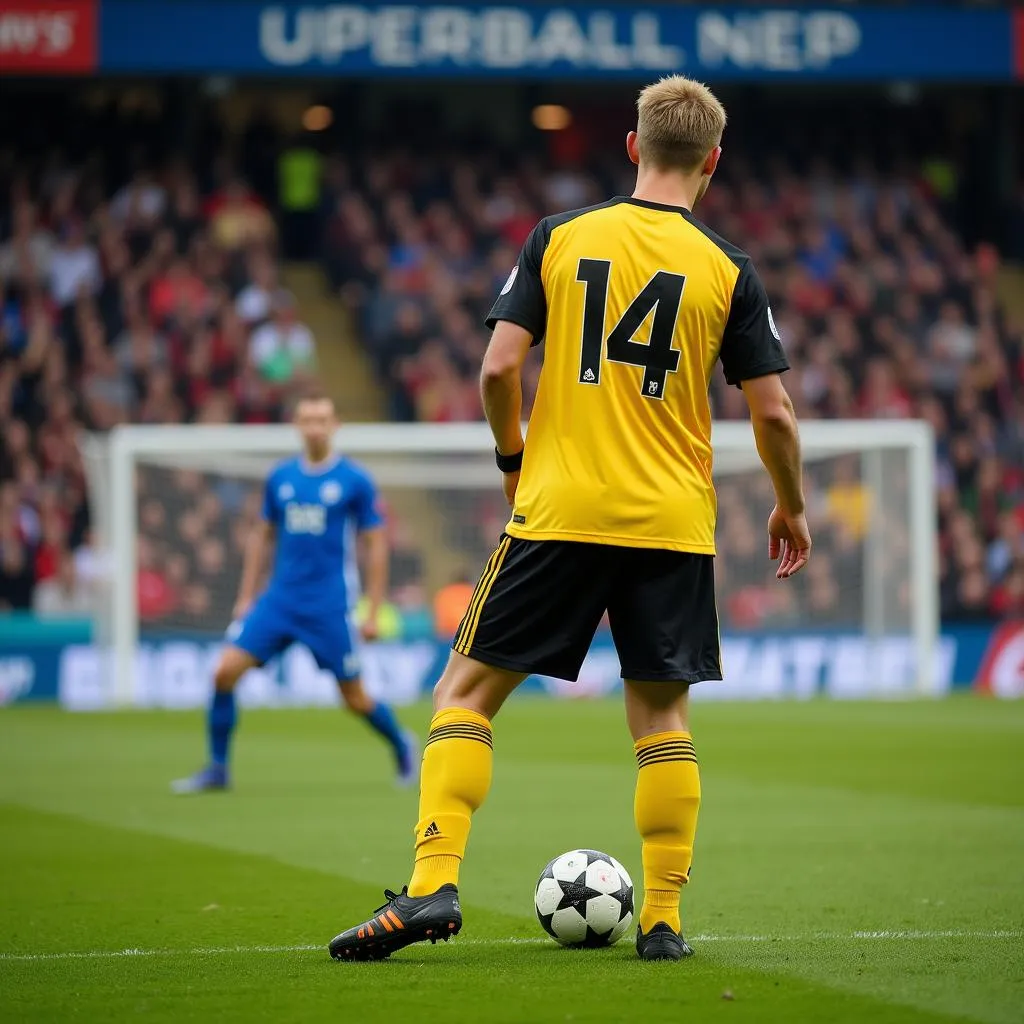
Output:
[386, 910, 404, 930]
[366, 923, 374, 937]
[378, 915, 394, 933]
[357, 928, 365, 940]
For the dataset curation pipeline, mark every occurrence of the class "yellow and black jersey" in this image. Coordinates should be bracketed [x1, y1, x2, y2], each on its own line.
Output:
[485, 196, 788, 554]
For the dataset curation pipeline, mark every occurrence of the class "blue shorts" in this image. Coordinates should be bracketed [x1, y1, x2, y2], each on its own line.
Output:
[229, 591, 360, 681]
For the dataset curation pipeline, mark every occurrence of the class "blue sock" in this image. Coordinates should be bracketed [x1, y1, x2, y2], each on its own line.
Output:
[208, 690, 237, 768]
[362, 701, 406, 761]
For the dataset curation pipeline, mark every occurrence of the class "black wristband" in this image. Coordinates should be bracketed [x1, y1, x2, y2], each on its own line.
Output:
[495, 447, 524, 473]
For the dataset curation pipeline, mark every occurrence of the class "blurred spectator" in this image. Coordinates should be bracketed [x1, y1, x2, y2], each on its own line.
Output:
[48, 220, 100, 308]
[206, 179, 276, 252]
[0, 201, 54, 285]
[137, 537, 177, 620]
[249, 289, 316, 384]
[236, 252, 279, 326]
[433, 573, 475, 640]
[33, 551, 92, 617]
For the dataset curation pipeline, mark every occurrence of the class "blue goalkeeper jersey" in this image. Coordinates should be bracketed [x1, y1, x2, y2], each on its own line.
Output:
[261, 455, 383, 612]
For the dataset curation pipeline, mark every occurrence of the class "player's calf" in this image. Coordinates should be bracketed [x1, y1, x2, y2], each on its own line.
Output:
[338, 678, 418, 785]
[171, 645, 256, 794]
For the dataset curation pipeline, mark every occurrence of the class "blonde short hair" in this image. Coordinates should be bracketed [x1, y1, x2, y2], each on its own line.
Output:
[636, 76, 727, 172]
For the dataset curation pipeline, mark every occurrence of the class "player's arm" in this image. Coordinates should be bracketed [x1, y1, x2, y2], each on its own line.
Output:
[482, 221, 548, 505]
[235, 472, 280, 618]
[354, 474, 388, 641]
[744, 375, 804, 519]
[481, 321, 533, 459]
[359, 526, 388, 641]
[235, 520, 273, 619]
[719, 261, 810, 579]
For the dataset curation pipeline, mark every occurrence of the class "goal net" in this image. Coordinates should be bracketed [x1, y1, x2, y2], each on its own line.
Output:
[79, 421, 939, 708]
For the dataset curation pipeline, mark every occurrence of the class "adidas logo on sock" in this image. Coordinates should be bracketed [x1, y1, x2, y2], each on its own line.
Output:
[423, 821, 440, 838]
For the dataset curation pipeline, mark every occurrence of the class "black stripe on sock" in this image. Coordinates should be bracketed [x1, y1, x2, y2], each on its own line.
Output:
[426, 724, 493, 749]
[427, 727, 493, 743]
[636, 745, 695, 765]
[637, 742, 696, 755]
[637, 745, 696, 761]
[427, 724, 492, 740]
[638, 741, 696, 757]
[637, 753, 700, 768]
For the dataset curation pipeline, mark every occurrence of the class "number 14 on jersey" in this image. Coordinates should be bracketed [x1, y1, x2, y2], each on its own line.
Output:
[576, 258, 686, 401]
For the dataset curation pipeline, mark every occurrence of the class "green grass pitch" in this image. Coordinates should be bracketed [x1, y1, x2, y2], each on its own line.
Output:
[1, 698, 1022, 1023]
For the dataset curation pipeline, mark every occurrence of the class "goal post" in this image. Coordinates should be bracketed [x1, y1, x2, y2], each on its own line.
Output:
[84, 419, 938, 707]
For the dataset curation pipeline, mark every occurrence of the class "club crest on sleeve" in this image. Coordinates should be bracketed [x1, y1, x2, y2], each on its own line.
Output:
[767, 306, 781, 341]
[320, 480, 342, 505]
[500, 265, 518, 295]
[278, 482, 295, 501]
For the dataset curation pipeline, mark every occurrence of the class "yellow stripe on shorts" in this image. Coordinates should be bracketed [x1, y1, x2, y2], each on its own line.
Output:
[453, 540, 504, 653]
[456, 537, 511, 655]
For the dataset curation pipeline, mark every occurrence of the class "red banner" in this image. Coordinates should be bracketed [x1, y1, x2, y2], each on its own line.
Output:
[0, 0, 96, 74]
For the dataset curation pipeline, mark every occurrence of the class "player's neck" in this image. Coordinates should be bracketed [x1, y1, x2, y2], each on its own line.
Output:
[631, 169, 700, 212]
[302, 447, 334, 469]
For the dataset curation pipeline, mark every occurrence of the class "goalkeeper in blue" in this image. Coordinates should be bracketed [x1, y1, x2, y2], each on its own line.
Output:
[172, 391, 417, 793]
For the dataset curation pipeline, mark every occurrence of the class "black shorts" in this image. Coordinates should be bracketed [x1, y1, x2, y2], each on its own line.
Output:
[452, 535, 722, 684]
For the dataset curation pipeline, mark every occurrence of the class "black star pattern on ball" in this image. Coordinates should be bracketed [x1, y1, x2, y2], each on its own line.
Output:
[555, 870, 602, 913]
[613, 875, 634, 921]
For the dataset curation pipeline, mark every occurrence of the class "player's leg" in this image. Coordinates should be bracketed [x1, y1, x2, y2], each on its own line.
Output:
[329, 537, 607, 961]
[172, 597, 285, 794]
[608, 550, 720, 961]
[336, 676, 418, 785]
[625, 679, 699, 959]
[301, 612, 418, 783]
[406, 650, 523, 897]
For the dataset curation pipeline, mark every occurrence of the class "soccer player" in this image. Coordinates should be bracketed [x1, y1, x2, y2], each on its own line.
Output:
[329, 77, 810, 962]
[173, 391, 416, 793]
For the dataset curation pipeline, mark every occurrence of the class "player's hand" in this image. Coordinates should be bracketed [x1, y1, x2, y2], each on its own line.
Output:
[501, 469, 520, 508]
[232, 597, 252, 620]
[768, 505, 811, 580]
[360, 613, 381, 642]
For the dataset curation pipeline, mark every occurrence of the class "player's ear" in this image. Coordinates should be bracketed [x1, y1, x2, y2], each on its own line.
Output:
[626, 131, 641, 167]
[703, 145, 722, 178]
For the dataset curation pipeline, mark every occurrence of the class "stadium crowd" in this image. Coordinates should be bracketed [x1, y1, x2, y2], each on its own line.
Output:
[1, 105, 1022, 630]
[0, 159, 316, 622]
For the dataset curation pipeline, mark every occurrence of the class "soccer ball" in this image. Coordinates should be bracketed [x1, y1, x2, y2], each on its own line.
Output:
[534, 849, 634, 947]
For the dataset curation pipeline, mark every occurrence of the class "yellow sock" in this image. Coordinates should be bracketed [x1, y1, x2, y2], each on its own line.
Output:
[407, 707, 493, 897]
[634, 730, 701, 935]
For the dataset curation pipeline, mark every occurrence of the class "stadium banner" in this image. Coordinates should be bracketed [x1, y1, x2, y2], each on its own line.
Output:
[973, 621, 1024, 699]
[95, 2, 1015, 80]
[0, 0, 97, 73]
[0, 623, 1009, 708]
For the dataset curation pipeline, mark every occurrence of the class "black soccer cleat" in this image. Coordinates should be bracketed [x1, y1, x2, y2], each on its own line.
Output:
[636, 923, 694, 961]
[328, 884, 462, 961]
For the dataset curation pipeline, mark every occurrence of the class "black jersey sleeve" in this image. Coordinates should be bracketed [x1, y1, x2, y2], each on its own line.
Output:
[485, 221, 548, 345]
[719, 261, 789, 387]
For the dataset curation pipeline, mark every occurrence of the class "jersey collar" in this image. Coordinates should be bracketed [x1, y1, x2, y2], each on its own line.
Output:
[620, 196, 695, 217]
[299, 454, 341, 476]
